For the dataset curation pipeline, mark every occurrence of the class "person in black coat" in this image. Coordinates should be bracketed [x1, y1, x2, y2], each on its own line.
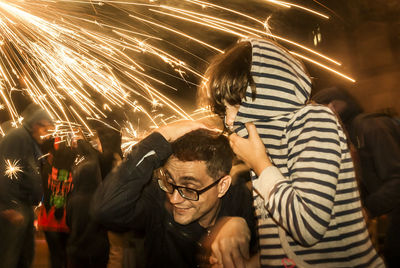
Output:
[66, 137, 109, 268]
[349, 113, 400, 268]
[0, 103, 54, 268]
[93, 121, 257, 268]
[313, 87, 400, 268]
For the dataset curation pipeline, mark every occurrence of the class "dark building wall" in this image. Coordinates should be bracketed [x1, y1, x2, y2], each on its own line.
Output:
[319, 0, 400, 115]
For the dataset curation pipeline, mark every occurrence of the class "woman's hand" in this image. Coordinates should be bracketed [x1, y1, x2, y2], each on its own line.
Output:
[229, 123, 272, 176]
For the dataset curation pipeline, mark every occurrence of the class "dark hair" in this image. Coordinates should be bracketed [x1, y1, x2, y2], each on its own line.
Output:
[171, 129, 234, 179]
[198, 41, 255, 117]
[90, 126, 122, 179]
[52, 142, 77, 171]
[22, 103, 53, 131]
[96, 126, 122, 156]
[312, 87, 363, 126]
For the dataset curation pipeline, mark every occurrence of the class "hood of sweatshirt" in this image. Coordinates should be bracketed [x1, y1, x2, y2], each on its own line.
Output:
[234, 38, 312, 128]
[22, 103, 53, 132]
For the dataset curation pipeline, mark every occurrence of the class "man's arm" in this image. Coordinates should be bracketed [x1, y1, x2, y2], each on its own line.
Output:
[0, 132, 31, 225]
[0, 133, 28, 211]
[206, 217, 252, 268]
[92, 120, 207, 230]
[92, 132, 172, 230]
[203, 183, 257, 268]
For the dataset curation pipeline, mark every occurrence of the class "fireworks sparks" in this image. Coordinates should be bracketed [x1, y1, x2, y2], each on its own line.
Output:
[265, 0, 330, 19]
[121, 121, 139, 155]
[0, 0, 355, 141]
[0, 0, 195, 134]
[74, 155, 86, 166]
[4, 159, 22, 180]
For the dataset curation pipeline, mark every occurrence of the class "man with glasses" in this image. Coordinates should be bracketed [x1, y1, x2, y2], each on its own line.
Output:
[93, 121, 256, 267]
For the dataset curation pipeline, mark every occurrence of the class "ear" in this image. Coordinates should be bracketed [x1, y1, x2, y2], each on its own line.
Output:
[217, 175, 232, 198]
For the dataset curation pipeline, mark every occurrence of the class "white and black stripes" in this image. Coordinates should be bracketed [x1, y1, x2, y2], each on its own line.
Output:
[234, 39, 383, 267]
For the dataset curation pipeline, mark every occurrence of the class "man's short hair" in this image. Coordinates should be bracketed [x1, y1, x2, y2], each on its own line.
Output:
[171, 129, 234, 179]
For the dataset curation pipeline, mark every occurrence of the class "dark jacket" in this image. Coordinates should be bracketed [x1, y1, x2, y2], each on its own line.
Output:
[0, 126, 43, 210]
[93, 132, 255, 268]
[350, 113, 400, 217]
[66, 140, 109, 265]
[350, 113, 400, 267]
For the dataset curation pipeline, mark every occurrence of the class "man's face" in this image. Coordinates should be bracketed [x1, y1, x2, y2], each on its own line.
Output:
[163, 157, 223, 228]
[31, 119, 54, 144]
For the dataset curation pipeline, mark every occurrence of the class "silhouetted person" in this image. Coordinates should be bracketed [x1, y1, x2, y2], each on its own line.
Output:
[66, 135, 109, 268]
[0, 103, 54, 268]
[313, 87, 400, 268]
[38, 138, 77, 268]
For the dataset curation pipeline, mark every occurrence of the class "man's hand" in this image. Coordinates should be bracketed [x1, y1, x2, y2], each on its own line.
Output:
[156, 120, 208, 142]
[0, 209, 24, 225]
[229, 123, 272, 176]
[205, 217, 251, 268]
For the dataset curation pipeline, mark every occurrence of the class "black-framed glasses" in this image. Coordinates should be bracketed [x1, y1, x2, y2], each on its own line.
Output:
[156, 168, 224, 201]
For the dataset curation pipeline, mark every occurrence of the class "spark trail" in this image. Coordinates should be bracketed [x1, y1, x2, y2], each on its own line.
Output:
[0, 0, 354, 142]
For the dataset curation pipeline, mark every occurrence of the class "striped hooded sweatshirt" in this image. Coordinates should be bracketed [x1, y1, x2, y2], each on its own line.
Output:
[233, 39, 384, 267]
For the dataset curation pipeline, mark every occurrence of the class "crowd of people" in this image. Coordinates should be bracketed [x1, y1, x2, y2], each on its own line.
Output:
[0, 38, 398, 268]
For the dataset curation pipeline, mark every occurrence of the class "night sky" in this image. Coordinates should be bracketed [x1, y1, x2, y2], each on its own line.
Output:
[0, 0, 399, 132]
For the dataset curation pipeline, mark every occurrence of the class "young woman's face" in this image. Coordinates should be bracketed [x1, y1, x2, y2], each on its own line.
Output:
[223, 101, 240, 130]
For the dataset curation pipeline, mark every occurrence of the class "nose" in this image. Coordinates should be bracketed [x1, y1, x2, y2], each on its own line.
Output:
[224, 115, 235, 129]
[169, 189, 185, 204]
[224, 103, 239, 129]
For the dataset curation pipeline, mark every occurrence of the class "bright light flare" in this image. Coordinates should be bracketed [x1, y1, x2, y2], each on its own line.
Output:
[0, 0, 355, 137]
[4, 159, 22, 180]
[265, 0, 329, 19]
[290, 51, 355, 82]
